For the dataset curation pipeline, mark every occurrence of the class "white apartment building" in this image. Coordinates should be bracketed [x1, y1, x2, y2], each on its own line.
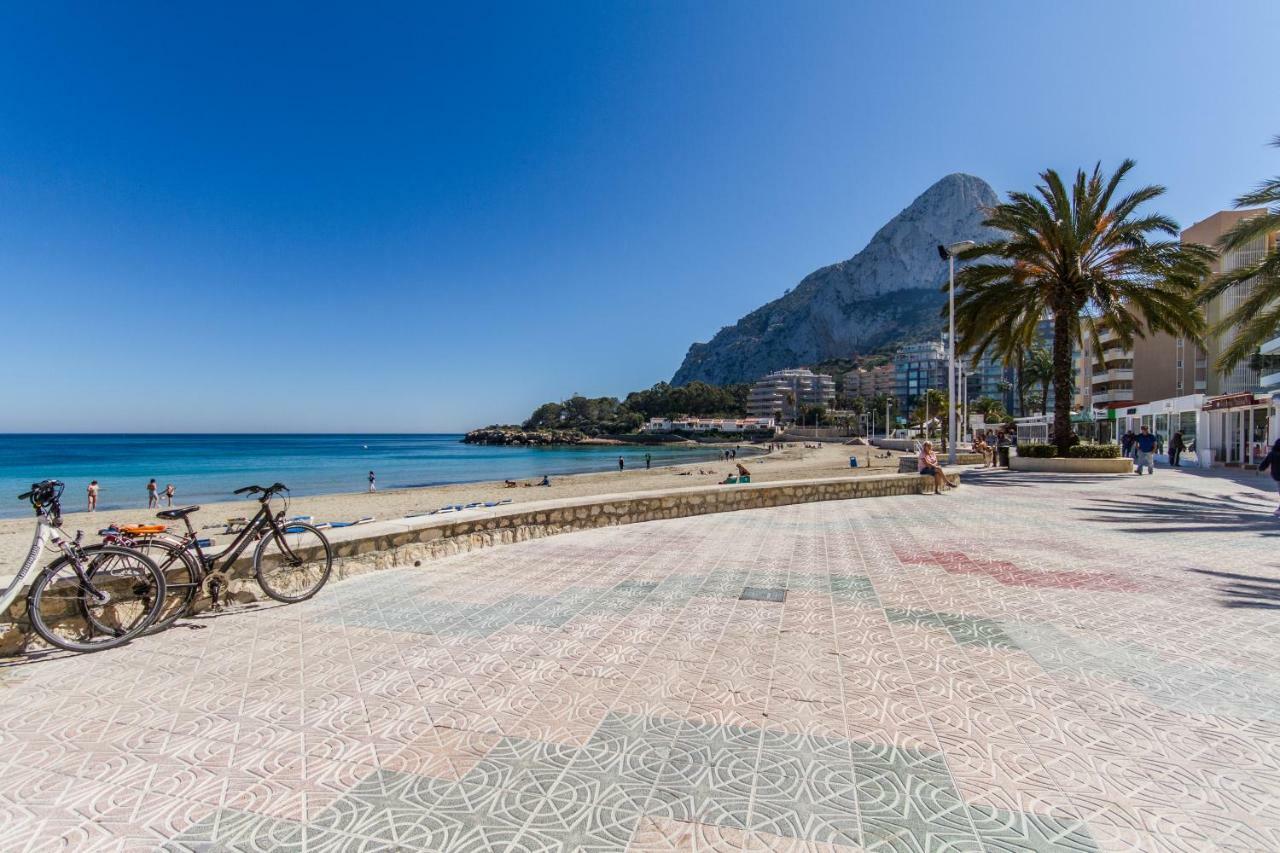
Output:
[746, 369, 836, 420]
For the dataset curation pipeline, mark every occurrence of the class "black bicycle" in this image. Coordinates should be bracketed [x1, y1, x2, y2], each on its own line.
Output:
[123, 483, 332, 632]
[5, 480, 166, 652]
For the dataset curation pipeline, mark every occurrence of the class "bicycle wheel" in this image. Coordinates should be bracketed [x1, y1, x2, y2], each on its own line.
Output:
[132, 537, 202, 632]
[27, 545, 166, 653]
[253, 521, 332, 603]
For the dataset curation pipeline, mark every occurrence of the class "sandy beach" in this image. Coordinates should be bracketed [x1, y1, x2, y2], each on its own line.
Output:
[0, 442, 903, 570]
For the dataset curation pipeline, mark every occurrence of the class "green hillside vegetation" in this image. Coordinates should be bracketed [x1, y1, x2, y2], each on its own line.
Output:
[521, 381, 750, 437]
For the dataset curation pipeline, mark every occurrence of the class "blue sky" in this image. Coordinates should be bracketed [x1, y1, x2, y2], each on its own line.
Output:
[1, 1, 1276, 432]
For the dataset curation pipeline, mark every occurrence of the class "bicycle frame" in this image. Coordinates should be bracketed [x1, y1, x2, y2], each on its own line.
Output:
[0, 508, 104, 616]
[174, 497, 302, 575]
[0, 515, 52, 615]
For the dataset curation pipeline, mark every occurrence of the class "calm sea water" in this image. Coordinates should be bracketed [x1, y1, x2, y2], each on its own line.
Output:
[0, 434, 748, 519]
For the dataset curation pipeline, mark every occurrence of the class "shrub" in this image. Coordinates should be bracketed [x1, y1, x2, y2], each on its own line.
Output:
[1017, 443, 1058, 458]
[1067, 444, 1121, 459]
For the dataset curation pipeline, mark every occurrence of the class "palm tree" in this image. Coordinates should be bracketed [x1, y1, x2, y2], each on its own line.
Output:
[954, 160, 1214, 452]
[1021, 346, 1054, 416]
[1199, 136, 1280, 373]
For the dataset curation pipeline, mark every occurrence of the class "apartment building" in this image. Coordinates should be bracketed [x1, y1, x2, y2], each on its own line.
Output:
[892, 341, 946, 411]
[844, 365, 895, 398]
[1090, 209, 1276, 410]
[746, 369, 836, 420]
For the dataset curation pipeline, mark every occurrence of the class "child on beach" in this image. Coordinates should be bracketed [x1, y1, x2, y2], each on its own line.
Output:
[164, 483, 175, 507]
[87, 481, 99, 512]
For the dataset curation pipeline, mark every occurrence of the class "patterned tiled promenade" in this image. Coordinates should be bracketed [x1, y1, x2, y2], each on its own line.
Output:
[2, 466, 1279, 851]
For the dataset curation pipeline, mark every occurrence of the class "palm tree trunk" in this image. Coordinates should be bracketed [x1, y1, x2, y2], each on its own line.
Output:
[1015, 350, 1026, 417]
[1041, 380, 1049, 416]
[1052, 312, 1074, 453]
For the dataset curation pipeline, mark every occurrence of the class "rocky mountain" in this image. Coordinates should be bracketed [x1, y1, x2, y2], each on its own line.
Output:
[671, 173, 1002, 386]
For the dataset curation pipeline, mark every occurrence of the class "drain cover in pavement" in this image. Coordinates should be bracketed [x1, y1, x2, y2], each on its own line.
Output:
[740, 587, 787, 603]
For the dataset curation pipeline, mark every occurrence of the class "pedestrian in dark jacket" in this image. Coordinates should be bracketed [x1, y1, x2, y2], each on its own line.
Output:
[1258, 438, 1280, 517]
[1169, 431, 1185, 467]
[1121, 430, 1136, 458]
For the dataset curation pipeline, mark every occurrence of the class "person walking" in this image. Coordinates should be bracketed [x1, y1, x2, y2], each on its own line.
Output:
[87, 480, 99, 512]
[1121, 430, 1136, 459]
[1258, 439, 1280, 516]
[1169, 431, 1185, 467]
[1134, 426, 1157, 475]
[146, 478, 159, 508]
[163, 483, 175, 507]
[368, 471, 376, 492]
[618, 456, 625, 471]
[644, 453, 651, 470]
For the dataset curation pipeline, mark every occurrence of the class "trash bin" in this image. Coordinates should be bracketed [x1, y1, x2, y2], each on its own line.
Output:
[997, 446, 1011, 467]
[849, 456, 859, 468]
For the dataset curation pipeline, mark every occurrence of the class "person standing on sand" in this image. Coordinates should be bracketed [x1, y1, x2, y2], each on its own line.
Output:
[645, 453, 651, 470]
[368, 471, 376, 492]
[147, 479, 158, 508]
[164, 483, 175, 507]
[618, 456, 625, 471]
[87, 481, 99, 512]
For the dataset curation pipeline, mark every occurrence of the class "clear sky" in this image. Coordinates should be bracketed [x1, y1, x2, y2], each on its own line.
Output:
[1, 1, 1276, 432]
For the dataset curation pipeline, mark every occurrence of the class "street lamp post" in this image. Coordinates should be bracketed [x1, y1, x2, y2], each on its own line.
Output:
[938, 240, 976, 464]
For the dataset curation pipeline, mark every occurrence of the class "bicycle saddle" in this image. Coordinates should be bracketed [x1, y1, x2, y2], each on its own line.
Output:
[156, 506, 201, 520]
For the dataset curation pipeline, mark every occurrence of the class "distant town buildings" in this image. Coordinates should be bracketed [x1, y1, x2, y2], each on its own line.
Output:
[642, 417, 776, 434]
[746, 369, 836, 420]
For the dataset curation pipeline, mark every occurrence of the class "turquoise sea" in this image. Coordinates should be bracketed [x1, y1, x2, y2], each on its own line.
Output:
[0, 434, 750, 519]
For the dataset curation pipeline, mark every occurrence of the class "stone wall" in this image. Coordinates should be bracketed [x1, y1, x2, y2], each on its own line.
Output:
[896, 453, 984, 473]
[1009, 456, 1133, 474]
[0, 472, 958, 656]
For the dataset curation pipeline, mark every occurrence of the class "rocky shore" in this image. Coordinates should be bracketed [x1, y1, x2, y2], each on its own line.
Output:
[461, 426, 624, 446]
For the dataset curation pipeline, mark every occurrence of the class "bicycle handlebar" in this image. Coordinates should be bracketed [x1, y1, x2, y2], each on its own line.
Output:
[234, 483, 288, 498]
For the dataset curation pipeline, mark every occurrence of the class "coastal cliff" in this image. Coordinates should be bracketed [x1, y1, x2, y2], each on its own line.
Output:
[671, 173, 1002, 386]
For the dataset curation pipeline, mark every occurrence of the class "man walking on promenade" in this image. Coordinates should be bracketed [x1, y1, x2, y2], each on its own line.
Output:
[1134, 426, 1157, 475]
[1170, 431, 1185, 467]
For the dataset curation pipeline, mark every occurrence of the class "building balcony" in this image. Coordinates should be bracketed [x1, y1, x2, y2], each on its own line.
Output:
[1092, 368, 1134, 383]
[1261, 335, 1280, 356]
[1261, 371, 1280, 389]
[1091, 389, 1135, 405]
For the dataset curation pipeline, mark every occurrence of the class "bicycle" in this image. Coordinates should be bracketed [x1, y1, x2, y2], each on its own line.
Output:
[121, 482, 332, 632]
[2, 480, 167, 653]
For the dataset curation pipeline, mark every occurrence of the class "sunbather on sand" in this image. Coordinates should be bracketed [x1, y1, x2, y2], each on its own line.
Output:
[504, 479, 518, 488]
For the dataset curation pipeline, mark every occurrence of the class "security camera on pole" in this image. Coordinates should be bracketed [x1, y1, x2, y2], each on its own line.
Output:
[937, 240, 976, 464]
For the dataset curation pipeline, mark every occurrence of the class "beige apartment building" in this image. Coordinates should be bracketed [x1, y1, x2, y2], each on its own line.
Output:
[844, 365, 894, 398]
[1090, 208, 1271, 411]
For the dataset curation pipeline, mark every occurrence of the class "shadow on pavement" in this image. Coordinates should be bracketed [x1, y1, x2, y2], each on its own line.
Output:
[1079, 491, 1280, 536]
[960, 470, 1116, 489]
[1192, 568, 1280, 610]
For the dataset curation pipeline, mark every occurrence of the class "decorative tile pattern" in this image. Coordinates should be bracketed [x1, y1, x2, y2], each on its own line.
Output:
[3, 466, 1280, 850]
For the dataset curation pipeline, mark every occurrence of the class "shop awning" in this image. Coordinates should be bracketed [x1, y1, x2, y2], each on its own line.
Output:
[1203, 392, 1263, 411]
